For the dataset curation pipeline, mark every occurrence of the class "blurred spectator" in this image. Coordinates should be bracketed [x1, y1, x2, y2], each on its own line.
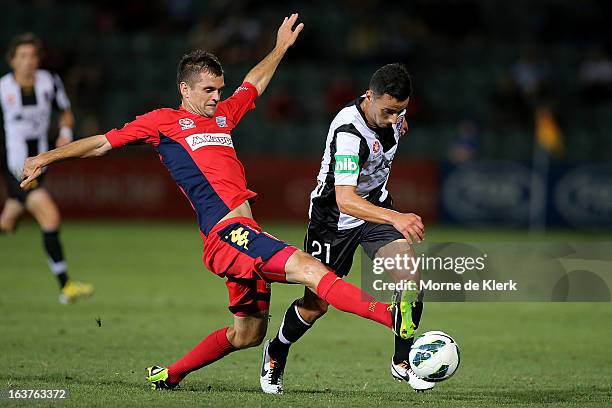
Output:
[448, 118, 480, 164]
[188, 16, 218, 52]
[163, 0, 197, 30]
[2, 0, 609, 162]
[324, 74, 358, 117]
[65, 64, 103, 113]
[264, 87, 299, 122]
[490, 74, 525, 126]
[579, 46, 612, 103]
[510, 47, 549, 104]
[492, 48, 551, 127]
[189, 15, 263, 64]
[346, 18, 382, 60]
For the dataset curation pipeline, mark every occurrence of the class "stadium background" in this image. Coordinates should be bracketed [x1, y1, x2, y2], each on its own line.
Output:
[1, 1, 611, 407]
[1, 0, 611, 228]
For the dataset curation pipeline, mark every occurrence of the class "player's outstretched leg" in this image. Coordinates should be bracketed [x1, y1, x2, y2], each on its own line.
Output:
[262, 250, 415, 394]
[26, 190, 93, 303]
[284, 249, 395, 327]
[375, 239, 434, 392]
[389, 289, 434, 391]
[147, 311, 267, 390]
[262, 288, 327, 394]
[267, 288, 327, 360]
[283, 250, 417, 338]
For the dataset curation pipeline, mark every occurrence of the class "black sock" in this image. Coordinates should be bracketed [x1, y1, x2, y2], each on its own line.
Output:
[57, 272, 69, 288]
[268, 299, 312, 361]
[393, 336, 414, 364]
[42, 230, 69, 289]
[393, 299, 424, 364]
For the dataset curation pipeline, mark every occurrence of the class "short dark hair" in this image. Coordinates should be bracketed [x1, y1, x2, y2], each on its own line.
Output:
[176, 50, 224, 92]
[369, 63, 412, 101]
[6, 32, 43, 63]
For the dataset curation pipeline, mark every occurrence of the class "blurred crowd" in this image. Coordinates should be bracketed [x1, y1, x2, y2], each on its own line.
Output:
[3, 0, 612, 160]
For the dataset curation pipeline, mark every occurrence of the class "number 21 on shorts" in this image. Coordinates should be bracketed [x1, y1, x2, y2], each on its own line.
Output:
[310, 240, 330, 264]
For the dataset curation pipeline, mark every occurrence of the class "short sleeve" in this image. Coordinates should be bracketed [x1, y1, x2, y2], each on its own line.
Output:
[333, 132, 362, 186]
[220, 82, 258, 124]
[52, 73, 71, 111]
[105, 111, 159, 148]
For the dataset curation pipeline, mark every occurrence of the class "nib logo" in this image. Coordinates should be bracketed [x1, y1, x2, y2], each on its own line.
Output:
[334, 155, 359, 174]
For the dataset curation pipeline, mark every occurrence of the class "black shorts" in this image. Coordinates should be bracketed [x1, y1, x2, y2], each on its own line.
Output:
[304, 221, 404, 277]
[1, 170, 45, 203]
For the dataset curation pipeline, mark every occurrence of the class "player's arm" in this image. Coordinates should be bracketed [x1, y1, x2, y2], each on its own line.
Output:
[51, 73, 75, 147]
[335, 185, 424, 243]
[56, 109, 75, 147]
[242, 13, 304, 96]
[21, 135, 111, 189]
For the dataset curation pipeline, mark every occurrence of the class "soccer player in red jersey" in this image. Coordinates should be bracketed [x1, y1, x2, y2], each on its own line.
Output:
[20, 14, 420, 391]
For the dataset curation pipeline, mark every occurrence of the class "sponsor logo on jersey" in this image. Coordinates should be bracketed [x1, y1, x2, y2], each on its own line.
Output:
[334, 154, 359, 174]
[216, 116, 227, 127]
[179, 117, 196, 130]
[372, 140, 381, 154]
[185, 133, 234, 151]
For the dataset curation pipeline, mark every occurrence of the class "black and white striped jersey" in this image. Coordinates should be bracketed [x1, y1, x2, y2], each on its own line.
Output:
[0, 69, 70, 179]
[309, 97, 405, 230]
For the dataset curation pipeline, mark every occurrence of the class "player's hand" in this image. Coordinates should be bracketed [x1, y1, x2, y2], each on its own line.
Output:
[392, 212, 425, 243]
[56, 135, 72, 148]
[276, 13, 304, 52]
[20, 156, 45, 190]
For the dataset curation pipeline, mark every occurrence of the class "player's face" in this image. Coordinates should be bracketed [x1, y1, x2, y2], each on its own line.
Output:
[10, 44, 39, 77]
[181, 71, 225, 118]
[364, 91, 410, 129]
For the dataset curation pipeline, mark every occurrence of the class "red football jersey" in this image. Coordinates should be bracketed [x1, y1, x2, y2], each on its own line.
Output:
[105, 82, 259, 235]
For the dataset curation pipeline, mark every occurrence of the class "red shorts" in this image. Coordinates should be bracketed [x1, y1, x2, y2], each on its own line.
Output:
[202, 217, 297, 317]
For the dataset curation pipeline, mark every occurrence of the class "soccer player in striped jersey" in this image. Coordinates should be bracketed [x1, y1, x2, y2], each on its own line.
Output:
[0, 33, 93, 304]
[21, 15, 416, 392]
[261, 64, 434, 393]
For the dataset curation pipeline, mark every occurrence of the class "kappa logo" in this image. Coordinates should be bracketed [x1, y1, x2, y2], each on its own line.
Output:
[334, 155, 359, 174]
[185, 133, 234, 151]
[224, 226, 251, 250]
[179, 117, 196, 130]
[216, 116, 227, 127]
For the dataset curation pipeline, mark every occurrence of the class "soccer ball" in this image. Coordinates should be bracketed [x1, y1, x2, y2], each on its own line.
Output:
[409, 330, 460, 382]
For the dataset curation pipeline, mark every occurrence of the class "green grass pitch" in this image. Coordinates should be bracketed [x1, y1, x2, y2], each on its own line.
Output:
[1, 221, 611, 407]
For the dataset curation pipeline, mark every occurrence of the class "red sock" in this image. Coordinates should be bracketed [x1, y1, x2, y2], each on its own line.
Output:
[316, 272, 392, 328]
[167, 327, 235, 384]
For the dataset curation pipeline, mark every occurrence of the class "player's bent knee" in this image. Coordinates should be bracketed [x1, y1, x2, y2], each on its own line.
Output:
[228, 312, 268, 349]
[299, 294, 329, 320]
[316, 300, 329, 315]
[25, 191, 61, 230]
[299, 303, 328, 322]
[40, 210, 61, 231]
[229, 328, 266, 349]
[0, 216, 16, 233]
